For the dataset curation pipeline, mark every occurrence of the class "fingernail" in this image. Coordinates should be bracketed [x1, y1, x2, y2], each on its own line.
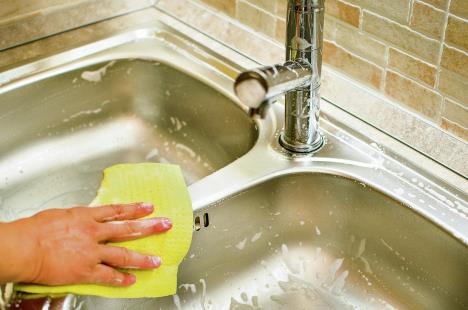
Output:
[161, 218, 172, 229]
[151, 256, 162, 267]
[127, 274, 136, 284]
[140, 203, 153, 212]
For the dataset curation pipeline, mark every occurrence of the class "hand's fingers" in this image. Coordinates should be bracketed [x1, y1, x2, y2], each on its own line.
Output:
[100, 245, 161, 269]
[91, 203, 154, 222]
[98, 217, 172, 242]
[90, 264, 136, 287]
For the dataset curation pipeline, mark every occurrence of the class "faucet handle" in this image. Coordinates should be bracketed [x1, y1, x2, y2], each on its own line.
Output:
[234, 61, 313, 110]
[234, 72, 267, 109]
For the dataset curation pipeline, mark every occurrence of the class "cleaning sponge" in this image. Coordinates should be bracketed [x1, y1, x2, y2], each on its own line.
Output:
[16, 163, 193, 298]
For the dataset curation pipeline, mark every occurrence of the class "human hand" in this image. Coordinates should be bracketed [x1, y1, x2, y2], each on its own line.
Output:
[0, 203, 172, 286]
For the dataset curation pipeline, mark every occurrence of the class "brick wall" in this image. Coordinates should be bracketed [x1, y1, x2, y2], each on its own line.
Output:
[195, 0, 468, 141]
[0, 0, 154, 50]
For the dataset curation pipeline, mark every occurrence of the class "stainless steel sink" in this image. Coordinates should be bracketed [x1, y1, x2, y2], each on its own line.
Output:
[1, 10, 467, 310]
[80, 173, 468, 309]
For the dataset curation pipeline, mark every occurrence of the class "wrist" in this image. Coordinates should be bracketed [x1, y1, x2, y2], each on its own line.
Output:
[0, 219, 40, 283]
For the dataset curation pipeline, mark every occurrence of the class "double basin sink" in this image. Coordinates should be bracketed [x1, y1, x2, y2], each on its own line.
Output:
[0, 12, 467, 310]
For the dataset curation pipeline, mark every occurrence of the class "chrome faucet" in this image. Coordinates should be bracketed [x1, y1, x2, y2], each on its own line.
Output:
[234, 0, 325, 153]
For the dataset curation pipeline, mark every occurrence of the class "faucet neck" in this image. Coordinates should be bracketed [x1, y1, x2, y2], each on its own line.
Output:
[286, 0, 324, 79]
[280, 0, 324, 153]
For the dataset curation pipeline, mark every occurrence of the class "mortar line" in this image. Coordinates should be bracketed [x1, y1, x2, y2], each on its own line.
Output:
[435, 0, 451, 92]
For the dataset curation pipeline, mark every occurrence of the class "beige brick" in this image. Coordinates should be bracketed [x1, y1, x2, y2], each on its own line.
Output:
[160, 1, 232, 40]
[438, 69, 468, 103]
[440, 107, 467, 152]
[276, 0, 286, 18]
[246, 0, 277, 14]
[323, 41, 383, 89]
[159, 0, 283, 64]
[443, 98, 468, 127]
[325, 0, 360, 27]
[346, 0, 410, 23]
[385, 71, 442, 120]
[445, 16, 468, 51]
[333, 20, 387, 65]
[441, 118, 468, 140]
[363, 11, 440, 63]
[0, 8, 160, 68]
[450, 0, 468, 19]
[0, 0, 68, 19]
[326, 16, 380, 62]
[236, 0, 276, 37]
[388, 48, 437, 86]
[0, 0, 153, 50]
[199, 0, 236, 16]
[441, 45, 468, 79]
[275, 17, 286, 42]
[324, 15, 338, 41]
[410, 1, 445, 39]
[420, 0, 448, 10]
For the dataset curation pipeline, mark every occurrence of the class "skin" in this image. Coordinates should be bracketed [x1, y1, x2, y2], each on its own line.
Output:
[0, 203, 172, 287]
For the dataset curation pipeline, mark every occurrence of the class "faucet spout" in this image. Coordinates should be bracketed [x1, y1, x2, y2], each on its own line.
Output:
[234, 0, 325, 153]
[234, 60, 313, 109]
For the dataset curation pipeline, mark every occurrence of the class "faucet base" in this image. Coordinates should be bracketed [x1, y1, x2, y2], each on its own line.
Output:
[279, 132, 324, 154]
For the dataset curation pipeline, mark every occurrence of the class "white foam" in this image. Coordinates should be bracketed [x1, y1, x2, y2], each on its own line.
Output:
[357, 238, 366, 257]
[179, 283, 197, 294]
[173, 294, 182, 310]
[236, 238, 247, 250]
[251, 232, 262, 242]
[170, 116, 185, 131]
[331, 270, 349, 295]
[145, 148, 159, 160]
[80, 61, 115, 83]
[199, 278, 207, 310]
[281, 244, 301, 274]
[176, 143, 197, 158]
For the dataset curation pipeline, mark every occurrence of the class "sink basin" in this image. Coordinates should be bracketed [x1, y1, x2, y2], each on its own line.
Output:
[0, 57, 257, 222]
[1, 11, 467, 310]
[78, 173, 467, 310]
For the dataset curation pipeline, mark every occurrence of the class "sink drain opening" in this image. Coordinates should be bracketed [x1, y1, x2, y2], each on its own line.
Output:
[193, 213, 210, 231]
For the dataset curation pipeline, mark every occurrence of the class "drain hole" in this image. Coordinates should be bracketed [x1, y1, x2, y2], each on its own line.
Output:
[194, 216, 201, 231]
[203, 213, 210, 227]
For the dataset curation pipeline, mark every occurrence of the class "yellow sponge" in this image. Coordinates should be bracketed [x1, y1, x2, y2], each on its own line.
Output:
[16, 163, 193, 298]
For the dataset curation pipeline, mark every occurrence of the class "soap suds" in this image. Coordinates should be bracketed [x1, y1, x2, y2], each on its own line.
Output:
[236, 238, 247, 250]
[331, 270, 349, 295]
[173, 294, 182, 310]
[81, 61, 115, 82]
[200, 278, 207, 310]
[175, 143, 197, 158]
[0, 283, 13, 310]
[179, 283, 197, 294]
[251, 232, 262, 243]
[145, 148, 160, 160]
